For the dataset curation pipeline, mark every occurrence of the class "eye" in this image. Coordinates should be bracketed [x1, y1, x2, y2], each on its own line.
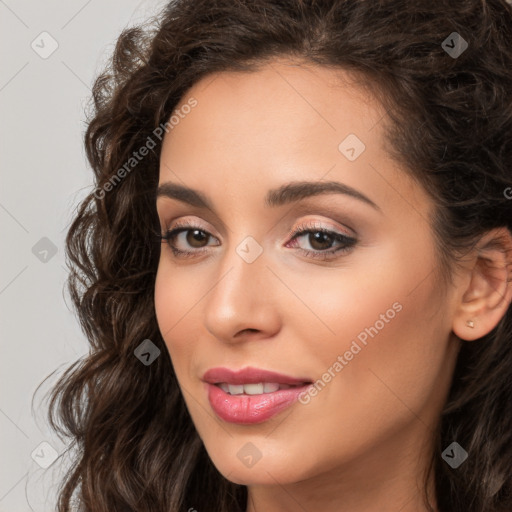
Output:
[285, 221, 357, 261]
[160, 221, 219, 258]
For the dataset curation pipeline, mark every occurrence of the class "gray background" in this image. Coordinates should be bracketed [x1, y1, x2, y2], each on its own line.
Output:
[0, 1, 166, 510]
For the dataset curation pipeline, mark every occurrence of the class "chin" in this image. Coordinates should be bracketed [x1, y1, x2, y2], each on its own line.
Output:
[220, 467, 293, 486]
[208, 449, 309, 486]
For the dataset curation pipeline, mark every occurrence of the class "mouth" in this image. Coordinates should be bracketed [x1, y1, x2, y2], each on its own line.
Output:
[202, 366, 313, 424]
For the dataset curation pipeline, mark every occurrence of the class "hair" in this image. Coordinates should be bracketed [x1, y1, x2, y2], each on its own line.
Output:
[38, 0, 512, 510]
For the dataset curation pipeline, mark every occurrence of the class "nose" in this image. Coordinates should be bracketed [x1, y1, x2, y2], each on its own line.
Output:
[202, 239, 281, 344]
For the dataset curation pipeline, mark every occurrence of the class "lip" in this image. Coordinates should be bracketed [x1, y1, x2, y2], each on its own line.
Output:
[202, 366, 312, 424]
[202, 366, 310, 386]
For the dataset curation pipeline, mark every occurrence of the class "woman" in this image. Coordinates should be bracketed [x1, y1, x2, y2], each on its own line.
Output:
[43, 0, 512, 510]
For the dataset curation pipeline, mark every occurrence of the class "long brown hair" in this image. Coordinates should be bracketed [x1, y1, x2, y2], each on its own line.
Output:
[39, 1, 512, 510]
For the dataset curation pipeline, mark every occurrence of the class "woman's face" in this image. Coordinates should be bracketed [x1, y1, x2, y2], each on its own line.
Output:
[154, 59, 461, 491]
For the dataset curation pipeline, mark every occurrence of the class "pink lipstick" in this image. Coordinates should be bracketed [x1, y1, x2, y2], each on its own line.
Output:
[202, 366, 312, 424]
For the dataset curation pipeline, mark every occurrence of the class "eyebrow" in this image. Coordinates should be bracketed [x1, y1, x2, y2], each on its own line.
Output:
[156, 180, 380, 211]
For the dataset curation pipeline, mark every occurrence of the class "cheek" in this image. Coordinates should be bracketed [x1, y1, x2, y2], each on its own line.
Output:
[288, 240, 452, 448]
[307, 237, 448, 397]
[154, 261, 201, 376]
[275, 229, 442, 369]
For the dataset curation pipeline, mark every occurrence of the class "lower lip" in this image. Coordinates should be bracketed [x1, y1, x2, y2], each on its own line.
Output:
[206, 383, 310, 424]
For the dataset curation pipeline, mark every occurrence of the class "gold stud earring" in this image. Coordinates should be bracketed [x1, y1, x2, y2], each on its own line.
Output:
[466, 320, 474, 328]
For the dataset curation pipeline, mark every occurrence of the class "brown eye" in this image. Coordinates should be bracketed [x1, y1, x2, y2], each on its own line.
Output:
[286, 223, 357, 261]
[184, 228, 209, 248]
[161, 224, 220, 257]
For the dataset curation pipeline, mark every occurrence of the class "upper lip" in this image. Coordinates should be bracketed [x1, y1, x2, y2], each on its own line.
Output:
[202, 366, 312, 386]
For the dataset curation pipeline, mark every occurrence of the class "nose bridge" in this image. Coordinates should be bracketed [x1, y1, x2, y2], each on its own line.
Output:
[203, 235, 278, 340]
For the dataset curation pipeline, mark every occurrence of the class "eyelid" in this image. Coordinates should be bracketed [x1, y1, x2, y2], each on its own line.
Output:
[158, 203, 229, 237]
[164, 216, 218, 237]
[284, 217, 355, 241]
[163, 215, 355, 242]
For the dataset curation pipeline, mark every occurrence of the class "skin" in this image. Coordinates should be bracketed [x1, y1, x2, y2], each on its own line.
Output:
[154, 59, 512, 512]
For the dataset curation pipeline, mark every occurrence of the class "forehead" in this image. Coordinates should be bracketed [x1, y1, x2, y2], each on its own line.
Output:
[157, 59, 431, 221]
[161, 59, 385, 158]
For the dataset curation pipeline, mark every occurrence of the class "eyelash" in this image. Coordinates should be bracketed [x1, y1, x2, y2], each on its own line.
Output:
[159, 220, 357, 261]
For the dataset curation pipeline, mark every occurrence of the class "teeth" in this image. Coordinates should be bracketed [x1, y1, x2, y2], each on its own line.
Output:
[243, 383, 264, 395]
[227, 384, 244, 395]
[263, 382, 280, 393]
[218, 382, 293, 395]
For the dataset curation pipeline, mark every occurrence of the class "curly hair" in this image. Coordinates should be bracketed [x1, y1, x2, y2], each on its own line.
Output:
[39, 0, 512, 510]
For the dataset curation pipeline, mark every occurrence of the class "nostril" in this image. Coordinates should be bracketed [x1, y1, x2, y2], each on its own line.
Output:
[238, 328, 259, 336]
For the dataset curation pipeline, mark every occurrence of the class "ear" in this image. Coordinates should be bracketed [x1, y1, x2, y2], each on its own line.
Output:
[452, 227, 512, 341]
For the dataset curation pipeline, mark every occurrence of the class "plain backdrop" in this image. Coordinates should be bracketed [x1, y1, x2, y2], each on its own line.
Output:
[0, 1, 167, 510]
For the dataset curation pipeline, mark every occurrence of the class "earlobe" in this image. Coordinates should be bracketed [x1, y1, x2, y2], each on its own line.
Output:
[452, 227, 512, 342]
